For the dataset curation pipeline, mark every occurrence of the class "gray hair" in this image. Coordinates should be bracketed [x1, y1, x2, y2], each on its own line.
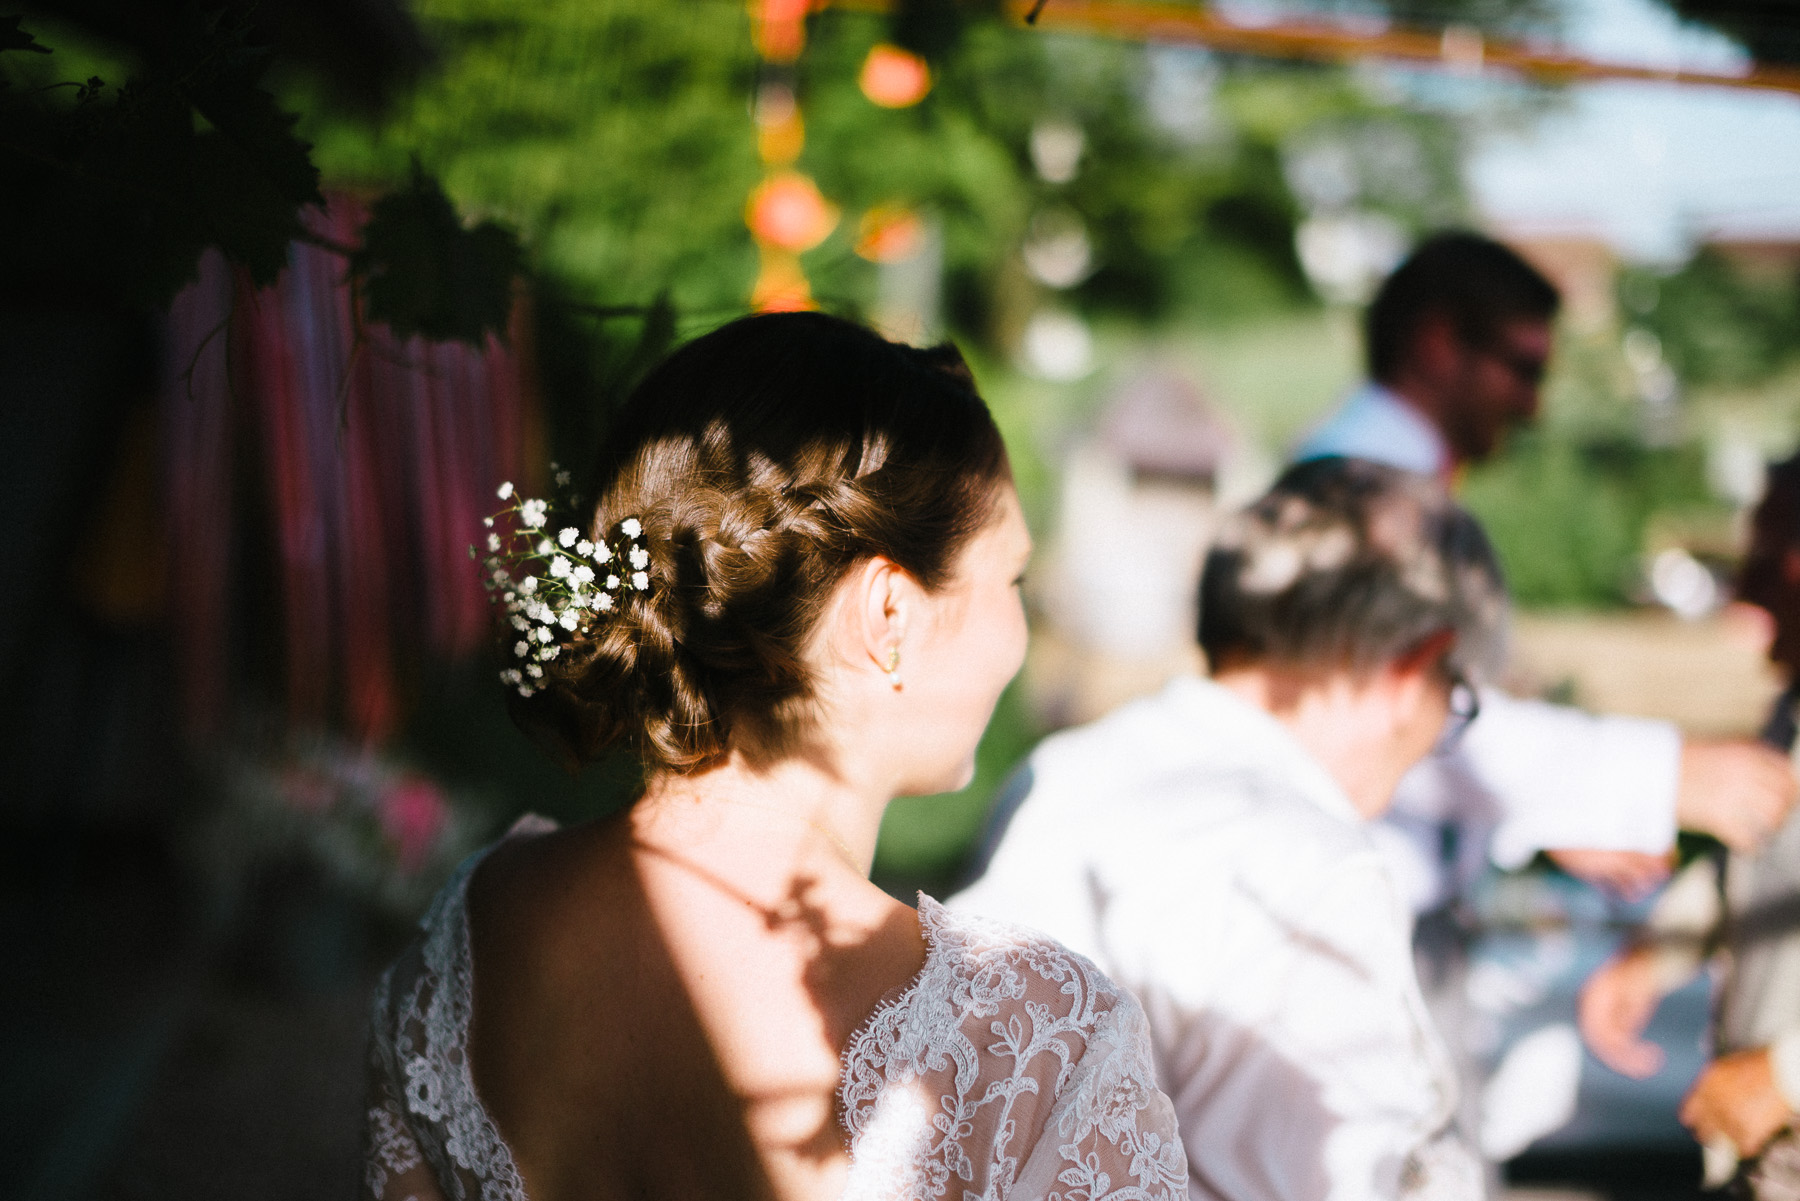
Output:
[1198, 458, 1508, 683]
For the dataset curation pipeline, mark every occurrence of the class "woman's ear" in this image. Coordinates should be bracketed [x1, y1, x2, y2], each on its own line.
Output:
[847, 556, 911, 679]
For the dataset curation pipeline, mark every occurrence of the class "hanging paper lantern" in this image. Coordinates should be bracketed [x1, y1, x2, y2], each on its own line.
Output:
[746, 171, 839, 253]
[859, 43, 931, 108]
[855, 205, 924, 263]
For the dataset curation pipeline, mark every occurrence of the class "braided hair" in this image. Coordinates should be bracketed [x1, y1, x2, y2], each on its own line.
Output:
[519, 312, 1010, 773]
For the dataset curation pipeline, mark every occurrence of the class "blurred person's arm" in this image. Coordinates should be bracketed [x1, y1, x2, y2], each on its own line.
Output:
[1683, 1045, 1796, 1159]
[1462, 689, 1683, 870]
[1578, 856, 1722, 1078]
[1676, 738, 1798, 852]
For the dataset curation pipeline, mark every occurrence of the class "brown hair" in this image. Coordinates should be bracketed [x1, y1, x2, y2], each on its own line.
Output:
[518, 312, 1010, 773]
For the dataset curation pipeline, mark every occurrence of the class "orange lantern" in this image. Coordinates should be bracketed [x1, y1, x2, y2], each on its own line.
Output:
[746, 171, 840, 253]
[859, 44, 932, 108]
[855, 205, 924, 263]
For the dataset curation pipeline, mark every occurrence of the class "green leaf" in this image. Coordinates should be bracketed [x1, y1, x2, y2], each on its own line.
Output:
[353, 168, 523, 344]
[0, 16, 52, 54]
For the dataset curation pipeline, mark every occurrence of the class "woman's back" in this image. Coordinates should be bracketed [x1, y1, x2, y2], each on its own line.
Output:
[362, 815, 1190, 1201]
[465, 817, 924, 1201]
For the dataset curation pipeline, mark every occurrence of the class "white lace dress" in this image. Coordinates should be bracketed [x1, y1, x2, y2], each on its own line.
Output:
[362, 843, 1189, 1201]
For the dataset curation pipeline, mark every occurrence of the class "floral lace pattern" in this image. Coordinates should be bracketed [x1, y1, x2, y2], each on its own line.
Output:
[362, 852, 1186, 1201]
[839, 898, 1187, 1201]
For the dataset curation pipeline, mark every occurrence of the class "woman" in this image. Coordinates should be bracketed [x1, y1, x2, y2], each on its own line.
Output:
[362, 313, 1188, 1201]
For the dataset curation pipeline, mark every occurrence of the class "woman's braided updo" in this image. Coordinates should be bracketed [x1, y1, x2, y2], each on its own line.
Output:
[515, 312, 1010, 774]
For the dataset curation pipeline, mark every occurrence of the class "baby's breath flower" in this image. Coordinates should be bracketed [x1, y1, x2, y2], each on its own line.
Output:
[519, 577, 538, 595]
[497, 481, 515, 500]
[536, 538, 553, 556]
[549, 555, 571, 579]
[503, 590, 516, 602]
[558, 527, 577, 548]
[629, 546, 649, 570]
[500, 668, 521, 686]
[483, 516, 495, 528]
[555, 469, 572, 487]
[576, 539, 594, 557]
[593, 592, 615, 612]
[621, 517, 642, 538]
[571, 564, 595, 585]
[514, 640, 529, 657]
[510, 615, 527, 631]
[536, 626, 553, 644]
[632, 571, 650, 591]
[558, 610, 579, 631]
[526, 663, 543, 678]
[605, 573, 620, 589]
[517, 684, 534, 697]
[487, 533, 501, 552]
[592, 542, 612, 564]
[521, 499, 548, 528]
[540, 645, 560, 661]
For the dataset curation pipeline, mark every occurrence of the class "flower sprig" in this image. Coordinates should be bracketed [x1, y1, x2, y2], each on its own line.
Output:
[472, 471, 650, 698]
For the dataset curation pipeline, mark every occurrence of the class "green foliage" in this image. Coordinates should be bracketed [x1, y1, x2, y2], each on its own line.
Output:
[296, 0, 765, 316]
[1460, 430, 1720, 608]
[1624, 250, 1800, 391]
[0, 9, 322, 305]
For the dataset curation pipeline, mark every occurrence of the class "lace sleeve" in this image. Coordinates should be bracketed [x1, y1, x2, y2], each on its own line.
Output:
[362, 1012, 447, 1201]
[1017, 989, 1189, 1201]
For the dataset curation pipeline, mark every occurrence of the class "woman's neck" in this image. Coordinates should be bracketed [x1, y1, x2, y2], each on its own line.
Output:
[632, 750, 886, 883]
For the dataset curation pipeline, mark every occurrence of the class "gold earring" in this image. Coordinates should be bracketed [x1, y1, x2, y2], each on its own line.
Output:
[883, 647, 903, 692]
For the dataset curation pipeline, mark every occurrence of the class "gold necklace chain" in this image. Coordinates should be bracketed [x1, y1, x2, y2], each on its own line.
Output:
[699, 797, 863, 871]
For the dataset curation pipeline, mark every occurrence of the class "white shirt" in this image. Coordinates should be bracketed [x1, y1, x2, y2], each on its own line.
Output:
[1296, 385, 1685, 914]
[952, 677, 1481, 1201]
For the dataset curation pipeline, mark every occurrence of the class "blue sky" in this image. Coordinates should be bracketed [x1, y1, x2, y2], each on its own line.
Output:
[1465, 0, 1800, 261]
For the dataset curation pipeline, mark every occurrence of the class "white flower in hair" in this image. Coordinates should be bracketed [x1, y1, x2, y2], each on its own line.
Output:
[592, 542, 612, 564]
[517, 685, 534, 697]
[502, 590, 515, 602]
[558, 527, 577, 548]
[519, 576, 538, 595]
[486, 533, 501, 552]
[483, 516, 495, 528]
[536, 538, 553, 555]
[576, 539, 594, 557]
[606, 574, 619, 589]
[514, 641, 529, 657]
[540, 645, 560, 661]
[629, 546, 649, 569]
[555, 468, 572, 487]
[593, 592, 615, 612]
[559, 610, 579, 631]
[621, 517, 642, 538]
[632, 570, 649, 591]
[510, 615, 527, 631]
[526, 663, 543, 678]
[521, 499, 548, 528]
[536, 626, 553, 644]
[571, 564, 595, 585]
[550, 555, 571, 579]
[497, 481, 514, 500]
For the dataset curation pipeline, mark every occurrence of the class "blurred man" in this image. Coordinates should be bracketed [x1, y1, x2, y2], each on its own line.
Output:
[1296, 231, 1792, 912]
[1580, 454, 1800, 1199]
[955, 460, 1502, 1201]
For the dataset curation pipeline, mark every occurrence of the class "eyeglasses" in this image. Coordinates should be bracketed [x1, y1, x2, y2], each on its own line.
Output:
[1435, 669, 1481, 754]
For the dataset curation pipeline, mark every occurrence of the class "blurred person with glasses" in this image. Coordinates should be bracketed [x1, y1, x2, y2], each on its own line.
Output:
[955, 458, 1506, 1201]
[1296, 230, 1794, 920]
